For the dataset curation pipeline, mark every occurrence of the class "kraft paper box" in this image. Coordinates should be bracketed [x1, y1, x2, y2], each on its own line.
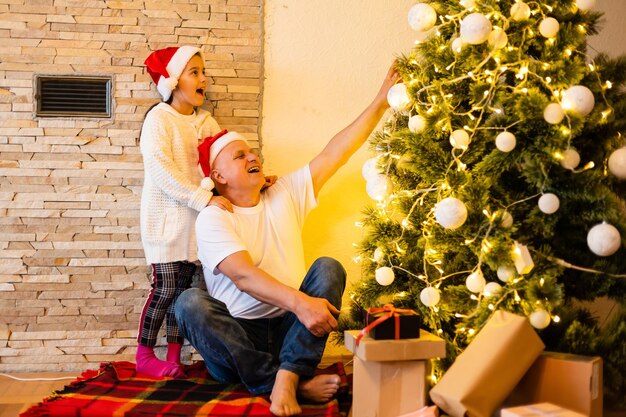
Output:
[501, 402, 586, 417]
[504, 352, 603, 417]
[344, 329, 446, 362]
[366, 308, 421, 340]
[397, 405, 440, 417]
[429, 311, 545, 417]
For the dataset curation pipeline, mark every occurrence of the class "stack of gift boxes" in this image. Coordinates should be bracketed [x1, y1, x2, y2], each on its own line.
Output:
[345, 307, 602, 417]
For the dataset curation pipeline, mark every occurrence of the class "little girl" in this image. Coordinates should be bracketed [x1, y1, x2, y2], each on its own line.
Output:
[137, 46, 231, 378]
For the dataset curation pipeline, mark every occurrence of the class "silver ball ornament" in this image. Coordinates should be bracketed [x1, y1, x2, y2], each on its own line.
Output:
[488, 28, 508, 49]
[495, 131, 516, 152]
[587, 222, 622, 257]
[420, 287, 441, 307]
[466, 269, 486, 293]
[497, 265, 516, 282]
[538, 193, 560, 214]
[362, 157, 381, 181]
[562, 85, 595, 116]
[435, 197, 468, 229]
[451, 37, 465, 53]
[530, 309, 551, 329]
[608, 148, 626, 179]
[408, 115, 427, 133]
[510, 2, 531, 21]
[544, 103, 565, 124]
[560, 148, 580, 170]
[450, 129, 470, 150]
[366, 174, 393, 201]
[373, 247, 384, 263]
[539, 17, 560, 38]
[408, 3, 438, 32]
[499, 211, 514, 229]
[460, 13, 492, 45]
[387, 83, 412, 111]
[375, 266, 395, 286]
[483, 282, 503, 297]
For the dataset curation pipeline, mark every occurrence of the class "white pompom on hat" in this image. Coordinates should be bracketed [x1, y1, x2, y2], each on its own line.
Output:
[198, 130, 248, 190]
[144, 46, 205, 101]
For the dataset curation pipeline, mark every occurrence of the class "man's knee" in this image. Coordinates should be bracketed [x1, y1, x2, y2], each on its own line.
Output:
[174, 287, 203, 320]
[312, 257, 346, 290]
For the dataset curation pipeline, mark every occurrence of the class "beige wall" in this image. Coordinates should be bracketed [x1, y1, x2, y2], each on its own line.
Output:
[261, 0, 417, 300]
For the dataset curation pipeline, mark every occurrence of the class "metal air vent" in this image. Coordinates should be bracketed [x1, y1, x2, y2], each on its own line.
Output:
[36, 76, 111, 117]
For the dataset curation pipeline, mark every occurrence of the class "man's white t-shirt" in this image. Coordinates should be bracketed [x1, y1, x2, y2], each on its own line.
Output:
[195, 165, 318, 319]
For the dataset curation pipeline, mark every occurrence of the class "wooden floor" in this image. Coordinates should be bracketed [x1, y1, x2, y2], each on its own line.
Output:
[0, 371, 80, 417]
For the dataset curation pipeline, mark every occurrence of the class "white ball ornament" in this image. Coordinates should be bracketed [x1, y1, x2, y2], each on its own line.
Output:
[538, 193, 560, 214]
[408, 115, 427, 133]
[450, 129, 470, 150]
[530, 309, 551, 329]
[460, 13, 493, 45]
[366, 174, 393, 201]
[587, 222, 622, 257]
[387, 83, 412, 111]
[483, 282, 503, 297]
[460, 0, 476, 9]
[435, 197, 468, 230]
[497, 265, 516, 282]
[466, 269, 486, 293]
[495, 131, 516, 152]
[560, 148, 580, 170]
[510, 2, 531, 21]
[420, 287, 441, 307]
[543, 103, 565, 124]
[408, 3, 438, 32]
[608, 148, 626, 179]
[375, 266, 395, 286]
[373, 247, 384, 263]
[499, 211, 514, 229]
[562, 85, 595, 116]
[576, 0, 596, 12]
[539, 17, 560, 38]
[362, 157, 381, 181]
[451, 37, 465, 54]
[488, 28, 508, 49]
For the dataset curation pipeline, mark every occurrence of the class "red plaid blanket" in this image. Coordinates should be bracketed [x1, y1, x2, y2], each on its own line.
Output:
[20, 361, 352, 417]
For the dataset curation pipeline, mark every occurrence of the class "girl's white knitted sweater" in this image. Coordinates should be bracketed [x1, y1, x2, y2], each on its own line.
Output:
[139, 103, 221, 264]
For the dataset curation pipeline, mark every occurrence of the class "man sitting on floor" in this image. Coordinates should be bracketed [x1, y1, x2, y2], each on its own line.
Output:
[175, 64, 399, 416]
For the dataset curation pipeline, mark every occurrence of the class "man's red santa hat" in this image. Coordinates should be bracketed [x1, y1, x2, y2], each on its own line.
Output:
[144, 46, 205, 101]
[198, 130, 248, 190]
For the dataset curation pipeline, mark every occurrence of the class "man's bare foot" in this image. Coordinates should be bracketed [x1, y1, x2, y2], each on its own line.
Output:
[269, 369, 302, 416]
[298, 374, 341, 403]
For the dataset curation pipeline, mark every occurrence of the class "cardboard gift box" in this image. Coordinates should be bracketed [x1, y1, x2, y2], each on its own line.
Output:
[429, 310, 545, 417]
[365, 305, 421, 340]
[504, 352, 603, 417]
[501, 402, 586, 417]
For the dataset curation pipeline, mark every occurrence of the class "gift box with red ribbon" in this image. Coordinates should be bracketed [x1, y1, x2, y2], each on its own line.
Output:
[358, 304, 421, 343]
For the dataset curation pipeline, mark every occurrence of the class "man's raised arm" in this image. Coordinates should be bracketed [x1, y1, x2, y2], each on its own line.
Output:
[309, 64, 400, 197]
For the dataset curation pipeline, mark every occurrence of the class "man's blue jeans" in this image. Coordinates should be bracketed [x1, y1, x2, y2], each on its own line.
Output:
[174, 257, 346, 394]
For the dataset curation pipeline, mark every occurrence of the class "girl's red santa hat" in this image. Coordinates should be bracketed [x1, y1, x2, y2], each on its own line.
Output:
[144, 46, 205, 101]
[198, 130, 248, 190]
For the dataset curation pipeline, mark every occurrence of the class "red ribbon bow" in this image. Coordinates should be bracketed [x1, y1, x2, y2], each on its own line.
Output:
[355, 304, 417, 346]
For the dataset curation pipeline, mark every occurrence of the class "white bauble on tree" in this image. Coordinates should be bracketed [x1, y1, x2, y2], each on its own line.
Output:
[373, 247, 384, 263]
[408, 3, 438, 32]
[362, 157, 381, 181]
[488, 28, 508, 49]
[587, 222, 622, 257]
[387, 83, 412, 111]
[420, 287, 441, 307]
[499, 210, 514, 229]
[495, 131, 516, 152]
[497, 265, 516, 282]
[375, 266, 395, 286]
[408, 115, 427, 133]
[560, 148, 580, 170]
[483, 282, 503, 297]
[544, 103, 565, 124]
[538, 193, 560, 214]
[608, 148, 626, 179]
[451, 37, 465, 53]
[460, 13, 492, 45]
[450, 129, 470, 150]
[510, 1, 531, 21]
[562, 85, 595, 116]
[576, 0, 596, 11]
[539, 17, 560, 38]
[366, 174, 392, 201]
[460, 0, 476, 8]
[530, 309, 551, 329]
[435, 197, 468, 229]
[466, 269, 486, 293]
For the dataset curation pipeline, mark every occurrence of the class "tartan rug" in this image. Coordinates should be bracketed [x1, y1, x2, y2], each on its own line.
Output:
[20, 361, 352, 417]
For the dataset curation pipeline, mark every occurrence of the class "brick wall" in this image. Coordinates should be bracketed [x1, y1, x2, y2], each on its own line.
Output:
[0, 0, 262, 372]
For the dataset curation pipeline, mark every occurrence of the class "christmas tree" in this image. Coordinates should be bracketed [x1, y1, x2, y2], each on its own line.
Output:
[338, 0, 626, 407]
